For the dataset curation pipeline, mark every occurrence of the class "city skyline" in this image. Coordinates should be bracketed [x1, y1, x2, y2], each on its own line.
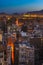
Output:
[0, 0, 43, 14]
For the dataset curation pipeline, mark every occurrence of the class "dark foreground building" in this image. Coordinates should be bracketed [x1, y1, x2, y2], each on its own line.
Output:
[30, 37, 43, 65]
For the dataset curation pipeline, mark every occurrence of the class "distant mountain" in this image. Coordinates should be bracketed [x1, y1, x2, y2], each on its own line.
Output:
[0, 12, 7, 14]
[0, 10, 43, 15]
[26, 10, 43, 15]
[0, 12, 11, 15]
[13, 13, 20, 15]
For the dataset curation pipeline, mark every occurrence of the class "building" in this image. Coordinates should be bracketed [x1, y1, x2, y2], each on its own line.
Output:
[0, 42, 7, 65]
[30, 37, 43, 65]
[19, 41, 35, 65]
[7, 36, 15, 65]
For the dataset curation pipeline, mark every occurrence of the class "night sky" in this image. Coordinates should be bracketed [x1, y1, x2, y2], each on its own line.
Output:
[0, 0, 43, 13]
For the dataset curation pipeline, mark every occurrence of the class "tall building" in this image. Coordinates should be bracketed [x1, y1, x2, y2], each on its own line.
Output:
[19, 41, 35, 65]
[7, 36, 15, 65]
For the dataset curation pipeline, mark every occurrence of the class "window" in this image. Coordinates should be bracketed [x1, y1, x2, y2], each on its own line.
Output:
[0, 52, 3, 58]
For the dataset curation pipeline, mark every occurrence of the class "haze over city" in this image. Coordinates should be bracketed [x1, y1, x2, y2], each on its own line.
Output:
[0, 0, 43, 14]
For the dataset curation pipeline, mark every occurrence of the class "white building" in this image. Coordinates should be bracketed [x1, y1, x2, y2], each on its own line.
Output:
[19, 41, 35, 65]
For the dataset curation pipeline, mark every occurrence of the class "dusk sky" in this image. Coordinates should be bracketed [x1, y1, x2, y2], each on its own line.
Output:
[0, 0, 43, 13]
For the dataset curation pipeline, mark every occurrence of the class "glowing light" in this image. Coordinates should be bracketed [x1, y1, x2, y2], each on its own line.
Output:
[7, 37, 15, 64]
[23, 14, 30, 17]
[16, 18, 19, 26]
[8, 17, 10, 20]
